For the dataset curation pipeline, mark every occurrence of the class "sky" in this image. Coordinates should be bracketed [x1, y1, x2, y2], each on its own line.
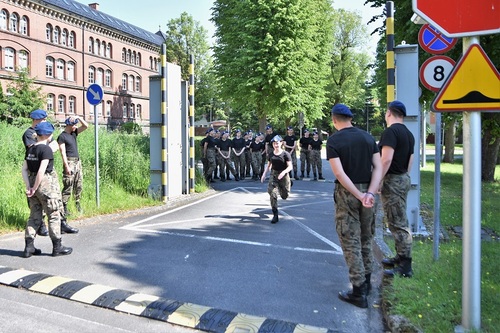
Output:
[91, 0, 383, 53]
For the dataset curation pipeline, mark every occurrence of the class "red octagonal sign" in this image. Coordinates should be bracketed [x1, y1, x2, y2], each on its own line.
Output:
[413, 0, 500, 37]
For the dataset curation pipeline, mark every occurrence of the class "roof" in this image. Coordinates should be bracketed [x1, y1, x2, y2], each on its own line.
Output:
[42, 0, 165, 46]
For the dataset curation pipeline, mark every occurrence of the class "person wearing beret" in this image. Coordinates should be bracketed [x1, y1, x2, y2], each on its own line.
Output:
[379, 100, 415, 278]
[22, 109, 51, 237]
[231, 129, 246, 180]
[21, 121, 73, 257]
[264, 124, 279, 160]
[244, 131, 253, 178]
[309, 131, 325, 181]
[299, 129, 313, 179]
[202, 128, 218, 183]
[261, 135, 293, 224]
[326, 103, 382, 308]
[216, 131, 239, 182]
[283, 126, 300, 180]
[58, 116, 88, 215]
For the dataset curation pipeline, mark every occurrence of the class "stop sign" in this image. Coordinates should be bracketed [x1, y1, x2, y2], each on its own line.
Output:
[413, 0, 500, 37]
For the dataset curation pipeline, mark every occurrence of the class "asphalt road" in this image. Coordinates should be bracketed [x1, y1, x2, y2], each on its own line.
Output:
[0, 159, 386, 333]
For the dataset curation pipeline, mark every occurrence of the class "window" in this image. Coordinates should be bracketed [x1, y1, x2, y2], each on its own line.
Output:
[131, 51, 135, 65]
[126, 49, 130, 63]
[56, 59, 64, 80]
[135, 77, 141, 92]
[128, 75, 134, 92]
[58, 95, 65, 114]
[45, 57, 54, 77]
[123, 103, 128, 118]
[46, 24, 52, 42]
[136, 52, 141, 66]
[4, 48, 15, 71]
[130, 104, 135, 119]
[149, 56, 153, 70]
[47, 94, 54, 112]
[61, 29, 67, 46]
[94, 38, 99, 55]
[68, 31, 75, 48]
[68, 96, 75, 114]
[100, 41, 105, 56]
[53, 26, 60, 44]
[96, 68, 103, 86]
[137, 104, 142, 120]
[88, 66, 95, 84]
[67, 61, 75, 81]
[0, 10, 6, 30]
[105, 70, 111, 87]
[18, 50, 28, 69]
[121, 48, 126, 62]
[9, 13, 18, 32]
[97, 100, 102, 116]
[122, 74, 127, 90]
[106, 43, 111, 58]
[106, 101, 111, 117]
[20, 16, 28, 35]
[88, 37, 94, 53]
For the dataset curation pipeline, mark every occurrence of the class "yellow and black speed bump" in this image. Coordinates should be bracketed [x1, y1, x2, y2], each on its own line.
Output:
[0, 266, 337, 333]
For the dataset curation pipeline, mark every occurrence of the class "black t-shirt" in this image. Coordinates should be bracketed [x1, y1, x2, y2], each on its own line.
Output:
[26, 143, 54, 174]
[250, 140, 265, 152]
[232, 137, 245, 150]
[269, 150, 292, 172]
[218, 139, 232, 151]
[379, 123, 415, 175]
[245, 139, 253, 149]
[299, 136, 313, 149]
[57, 131, 79, 158]
[205, 136, 216, 149]
[326, 127, 379, 184]
[310, 139, 323, 150]
[265, 131, 278, 145]
[22, 127, 37, 149]
[284, 135, 297, 151]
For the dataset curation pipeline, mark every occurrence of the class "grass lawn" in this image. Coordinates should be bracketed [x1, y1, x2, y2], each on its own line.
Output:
[383, 161, 500, 332]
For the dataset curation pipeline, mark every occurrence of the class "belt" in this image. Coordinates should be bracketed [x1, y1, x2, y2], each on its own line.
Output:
[67, 157, 79, 161]
[353, 183, 369, 191]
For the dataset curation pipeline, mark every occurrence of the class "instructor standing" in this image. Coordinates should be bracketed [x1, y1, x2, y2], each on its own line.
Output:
[379, 100, 415, 278]
[58, 116, 88, 215]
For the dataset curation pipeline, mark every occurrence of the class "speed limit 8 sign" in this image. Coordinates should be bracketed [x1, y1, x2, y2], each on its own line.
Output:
[419, 55, 456, 92]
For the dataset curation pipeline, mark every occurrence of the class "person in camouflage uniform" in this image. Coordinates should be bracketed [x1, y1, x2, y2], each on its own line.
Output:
[283, 126, 300, 180]
[58, 116, 88, 215]
[379, 101, 415, 278]
[299, 129, 313, 178]
[326, 104, 382, 308]
[249, 133, 265, 180]
[203, 128, 217, 183]
[309, 131, 325, 181]
[244, 131, 253, 178]
[231, 129, 246, 179]
[21, 122, 73, 258]
[261, 135, 293, 224]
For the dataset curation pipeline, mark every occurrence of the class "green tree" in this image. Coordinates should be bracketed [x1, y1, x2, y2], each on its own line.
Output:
[212, 0, 334, 131]
[1, 68, 44, 124]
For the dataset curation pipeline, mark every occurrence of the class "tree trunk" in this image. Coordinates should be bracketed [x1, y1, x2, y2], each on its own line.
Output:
[443, 119, 456, 163]
[481, 129, 500, 182]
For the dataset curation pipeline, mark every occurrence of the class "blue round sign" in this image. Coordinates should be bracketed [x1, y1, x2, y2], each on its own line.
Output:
[86, 84, 103, 105]
[418, 24, 457, 55]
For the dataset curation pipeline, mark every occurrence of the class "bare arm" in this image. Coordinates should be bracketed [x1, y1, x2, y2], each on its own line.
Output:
[380, 146, 394, 179]
[59, 142, 71, 175]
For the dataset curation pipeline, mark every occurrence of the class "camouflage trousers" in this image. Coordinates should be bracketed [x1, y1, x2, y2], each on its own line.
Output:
[381, 173, 412, 258]
[244, 150, 252, 176]
[251, 151, 262, 177]
[300, 149, 311, 174]
[286, 149, 298, 175]
[231, 149, 246, 177]
[334, 183, 375, 287]
[219, 151, 237, 178]
[205, 148, 217, 177]
[26, 171, 62, 241]
[61, 159, 83, 206]
[310, 150, 322, 176]
[267, 170, 291, 210]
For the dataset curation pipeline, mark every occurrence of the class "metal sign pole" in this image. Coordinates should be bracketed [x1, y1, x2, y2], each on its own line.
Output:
[94, 105, 100, 208]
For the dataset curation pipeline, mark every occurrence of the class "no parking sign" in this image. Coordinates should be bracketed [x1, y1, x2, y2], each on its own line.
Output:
[419, 56, 455, 92]
[418, 24, 457, 54]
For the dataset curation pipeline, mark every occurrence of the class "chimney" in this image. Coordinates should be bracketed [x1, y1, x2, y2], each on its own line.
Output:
[88, 3, 99, 10]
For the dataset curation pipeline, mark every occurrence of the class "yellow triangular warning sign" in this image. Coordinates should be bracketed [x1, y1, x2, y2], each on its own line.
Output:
[432, 44, 500, 112]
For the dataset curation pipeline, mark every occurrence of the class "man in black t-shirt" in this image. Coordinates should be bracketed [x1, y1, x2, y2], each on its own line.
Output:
[299, 129, 313, 178]
[379, 100, 415, 278]
[284, 126, 299, 180]
[326, 104, 382, 308]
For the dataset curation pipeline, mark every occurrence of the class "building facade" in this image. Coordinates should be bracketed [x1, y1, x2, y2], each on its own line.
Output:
[0, 0, 164, 130]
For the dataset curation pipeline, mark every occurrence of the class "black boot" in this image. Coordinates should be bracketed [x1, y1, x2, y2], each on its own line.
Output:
[338, 282, 368, 308]
[300, 172, 304, 179]
[37, 222, 49, 236]
[384, 256, 413, 278]
[365, 274, 372, 295]
[52, 239, 73, 256]
[23, 238, 42, 258]
[294, 172, 300, 180]
[318, 174, 325, 180]
[271, 208, 279, 224]
[313, 173, 317, 181]
[61, 219, 79, 234]
[382, 255, 400, 267]
[235, 175, 239, 181]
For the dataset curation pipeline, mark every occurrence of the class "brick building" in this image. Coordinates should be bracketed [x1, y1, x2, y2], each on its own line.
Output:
[0, 0, 164, 130]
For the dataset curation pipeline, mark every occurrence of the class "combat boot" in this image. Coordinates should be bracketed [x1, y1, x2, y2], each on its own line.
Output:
[52, 239, 73, 257]
[384, 256, 413, 278]
[37, 222, 49, 236]
[318, 173, 325, 180]
[365, 274, 372, 295]
[61, 218, 79, 234]
[294, 172, 300, 180]
[271, 208, 279, 224]
[23, 238, 42, 258]
[313, 173, 317, 181]
[300, 172, 304, 179]
[235, 175, 239, 181]
[381, 255, 400, 267]
[338, 282, 368, 308]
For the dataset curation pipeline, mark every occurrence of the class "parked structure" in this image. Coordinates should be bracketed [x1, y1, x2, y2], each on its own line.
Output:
[0, 0, 164, 131]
